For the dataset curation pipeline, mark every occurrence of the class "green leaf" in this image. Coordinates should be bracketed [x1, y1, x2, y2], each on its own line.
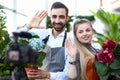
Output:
[94, 61, 110, 80]
[32, 35, 39, 38]
[90, 8, 120, 44]
[0, 9, 11, 76]
[37, 51, 46, 67]
[94, 61, 108, 76]
[99, 73, 109, 80]
[110, 59, 120, 69]
[0, 70, 10, 75]
[18, 38, 29, 44]
[110, 69, 120, 75]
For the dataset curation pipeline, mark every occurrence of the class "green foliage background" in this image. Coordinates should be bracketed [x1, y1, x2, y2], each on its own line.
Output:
[0, 8, 11, 79]
[90, 9, 120, 80]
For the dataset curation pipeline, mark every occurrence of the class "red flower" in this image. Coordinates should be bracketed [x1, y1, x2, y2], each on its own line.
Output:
[102, 40, 116, 50]
[95, 51, 99, 61]
[94, 40, 120, 80]
[98, 48, 114, 63]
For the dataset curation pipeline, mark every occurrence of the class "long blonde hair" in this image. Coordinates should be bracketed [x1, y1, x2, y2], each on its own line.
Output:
[73, 19, 95, 80]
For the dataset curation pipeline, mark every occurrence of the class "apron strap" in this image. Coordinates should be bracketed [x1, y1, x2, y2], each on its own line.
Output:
[62, 31, 67, 47]
[42, 31, 67, 47]
[42, 35, 50, 44]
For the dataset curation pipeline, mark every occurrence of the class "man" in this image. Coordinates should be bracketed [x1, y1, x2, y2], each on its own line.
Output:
[17, 2, 73, 80]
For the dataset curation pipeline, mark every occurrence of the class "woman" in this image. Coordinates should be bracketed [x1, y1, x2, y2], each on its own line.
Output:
[65, 19, 99, 80]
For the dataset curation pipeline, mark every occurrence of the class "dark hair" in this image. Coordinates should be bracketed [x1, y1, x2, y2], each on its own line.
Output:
[51, 2, 69, 16]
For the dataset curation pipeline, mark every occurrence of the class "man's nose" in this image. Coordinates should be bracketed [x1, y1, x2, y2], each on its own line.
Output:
[55, 17, 61, 23]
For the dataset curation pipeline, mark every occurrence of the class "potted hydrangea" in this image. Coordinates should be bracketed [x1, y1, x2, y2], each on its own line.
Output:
[94, 40, 120, 80]
[20, 34, 46, 77]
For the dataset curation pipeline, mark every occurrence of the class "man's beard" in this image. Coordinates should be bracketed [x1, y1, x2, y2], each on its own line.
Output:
[52, 22, 65, 32]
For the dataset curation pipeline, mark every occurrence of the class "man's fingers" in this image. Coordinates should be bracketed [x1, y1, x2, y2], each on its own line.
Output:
[37, 11, 47, 25]
[38, 10, 47, 18]
[34, 11, 39, 16]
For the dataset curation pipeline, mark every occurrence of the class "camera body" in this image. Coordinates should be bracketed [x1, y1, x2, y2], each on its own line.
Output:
[6, 32, 39, 67]
[6, 43, 39, 67]
[6, 32, 39, 80]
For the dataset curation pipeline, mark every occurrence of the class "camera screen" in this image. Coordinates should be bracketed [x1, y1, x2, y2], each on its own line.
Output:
[8, 51, 19, 61]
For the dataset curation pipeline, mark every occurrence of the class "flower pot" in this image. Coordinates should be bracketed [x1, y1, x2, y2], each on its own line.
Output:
[25, 65, 38, 78]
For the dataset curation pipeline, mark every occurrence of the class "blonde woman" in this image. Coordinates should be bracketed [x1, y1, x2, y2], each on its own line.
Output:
[65, 19, 99, 80]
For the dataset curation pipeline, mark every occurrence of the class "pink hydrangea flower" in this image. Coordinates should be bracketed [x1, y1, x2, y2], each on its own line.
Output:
[98, 48, 114, 63]
[102, 40, 116, 50]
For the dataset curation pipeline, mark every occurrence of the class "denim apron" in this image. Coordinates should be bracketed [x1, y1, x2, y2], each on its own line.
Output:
[41, 31, 67, 72]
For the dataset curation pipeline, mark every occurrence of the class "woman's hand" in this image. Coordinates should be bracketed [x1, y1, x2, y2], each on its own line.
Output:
[65, 38, 77, 61]
[26, 10, 47, 29]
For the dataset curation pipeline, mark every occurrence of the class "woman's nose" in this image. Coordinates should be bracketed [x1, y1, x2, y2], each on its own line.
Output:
[83, 31, 87, 35]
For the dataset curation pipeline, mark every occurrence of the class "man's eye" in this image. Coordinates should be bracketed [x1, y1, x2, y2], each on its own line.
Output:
[51, 15, 65, 19]
[52, 15, 57, 18]
[59, 15, 65, 19]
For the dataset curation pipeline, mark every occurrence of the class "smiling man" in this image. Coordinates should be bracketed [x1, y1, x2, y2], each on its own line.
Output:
[16, 2, 73, 80]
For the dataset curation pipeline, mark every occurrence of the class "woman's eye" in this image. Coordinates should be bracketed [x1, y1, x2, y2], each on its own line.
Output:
[86, 29, 91, 32]
[79, 31, 83, 33]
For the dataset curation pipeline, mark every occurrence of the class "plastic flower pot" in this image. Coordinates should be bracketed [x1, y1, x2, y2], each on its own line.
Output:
[25, 65, 38, 77]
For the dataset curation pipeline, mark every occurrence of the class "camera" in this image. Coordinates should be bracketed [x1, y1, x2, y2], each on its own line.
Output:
[6, 31, 39, 80]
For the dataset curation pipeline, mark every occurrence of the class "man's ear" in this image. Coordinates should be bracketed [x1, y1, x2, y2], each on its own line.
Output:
[92, 29, 94, 35]
[66, 16, 69, 21]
